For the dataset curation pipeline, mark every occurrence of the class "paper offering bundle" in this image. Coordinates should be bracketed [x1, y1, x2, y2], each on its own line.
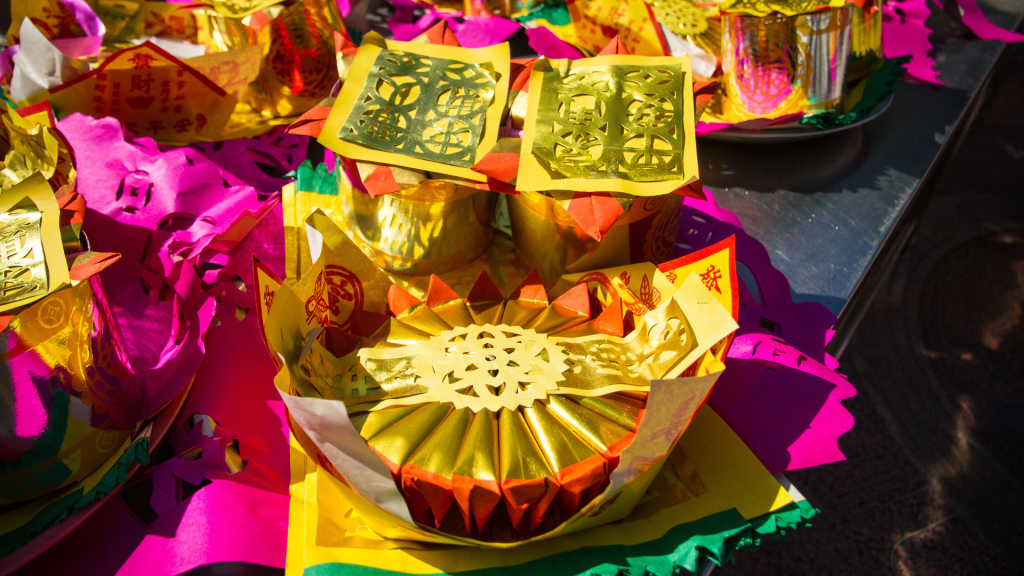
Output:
[258, 205, 740, 543]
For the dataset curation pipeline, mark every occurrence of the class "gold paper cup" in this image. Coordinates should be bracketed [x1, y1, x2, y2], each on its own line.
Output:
[336, 172, 498, 276]
[507, 191, 682, 281]
[719, 7, 853, 120]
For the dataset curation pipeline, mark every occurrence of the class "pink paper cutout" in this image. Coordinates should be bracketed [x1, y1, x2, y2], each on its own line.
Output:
[954, 0, 1024, 42]
[56, 113, 278, 419]
[883, 0, 942, 85]
[388, 0, 521, 47]
[679, 192, 857, 473]
[525, 26, 587, 59]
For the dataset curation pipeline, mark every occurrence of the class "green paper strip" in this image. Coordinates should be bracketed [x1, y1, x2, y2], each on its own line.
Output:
[514, 3, 573, 26]
[303, 500, 817, 576]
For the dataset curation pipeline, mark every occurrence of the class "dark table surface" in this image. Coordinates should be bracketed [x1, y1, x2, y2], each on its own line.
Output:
[698, 0, 1024, 358]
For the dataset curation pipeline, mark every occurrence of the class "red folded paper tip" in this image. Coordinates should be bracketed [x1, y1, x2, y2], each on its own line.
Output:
[466, 270, 505, 304]
[552, 283, 591, 318]
[426, 275, 461, 308]
[566, 192, 623, 241]
[510, 270, 548, 304]
[592, 296, 625, 337]
[364, 164, 403, 198]
[388, 284, 422, 317]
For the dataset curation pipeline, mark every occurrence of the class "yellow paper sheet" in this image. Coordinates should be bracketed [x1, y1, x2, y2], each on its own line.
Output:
[318, 34, 510, 182]
[0, 173, 70, 313]
[286, 404, 792, 575]
[518, 55, 698, 196]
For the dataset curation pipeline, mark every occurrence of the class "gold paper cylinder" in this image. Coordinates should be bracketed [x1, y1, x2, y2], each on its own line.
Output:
[245, 0, 345, 117]
[719, 7, 853, 121]
[335, 170, 498, 276]
[507, 191, 682, 281]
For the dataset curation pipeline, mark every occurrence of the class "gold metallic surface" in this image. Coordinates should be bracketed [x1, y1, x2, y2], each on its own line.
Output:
[0, 199, 48, 307]
[359, 405, 421, 440]
[498, 408, 553, 481]
[848, 5, 884, 81]
[246, 0, 344, 118]
[508, 191, 681, 280]
[716, 7, 852, 121]
[453, 410, 499, 481]
[367, 403, 453, 467]
[573, 394, 642, 430]
[532, 63, 686, 181]
[339, 50, 496, 168]
[544, 395, 632, 454]
[522, 401, 597, 471]
[408, 408, 472, 476]
[335, 174, 498, 276]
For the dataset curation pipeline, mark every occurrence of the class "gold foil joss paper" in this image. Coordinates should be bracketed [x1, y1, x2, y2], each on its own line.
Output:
[519, 54, 699, 196]
[320, 34, 511, 181]
[259, 208, 739, 543]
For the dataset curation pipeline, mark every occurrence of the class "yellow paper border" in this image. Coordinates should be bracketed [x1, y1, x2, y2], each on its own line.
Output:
[318, 33, 511, 183]
[286, 404, 791, 575]
[517, 55, 698, 196]
[0, 172, 71, 313]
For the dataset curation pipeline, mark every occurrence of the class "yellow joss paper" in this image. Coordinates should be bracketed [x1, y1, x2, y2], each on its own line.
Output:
[518, 55, 698, 196]
[0, 173, 71, 313]
[318, 33, 511, 182]
[25, 43, 237, 144]
[568, 0, 669, 56]
[718, 0, 848, 17]
[285, 404, 794, 574]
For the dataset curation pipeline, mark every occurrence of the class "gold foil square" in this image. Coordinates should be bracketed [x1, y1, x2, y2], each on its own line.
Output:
[518, 55, 699, 196]
[339, 50, 496, 168]
[532, 63, 685, 181]
[0, 172, 70, 313]
[0, 200, 47, 306]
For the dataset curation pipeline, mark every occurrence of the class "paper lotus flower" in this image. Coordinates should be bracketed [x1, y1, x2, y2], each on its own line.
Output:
[257, 208, 738, 543]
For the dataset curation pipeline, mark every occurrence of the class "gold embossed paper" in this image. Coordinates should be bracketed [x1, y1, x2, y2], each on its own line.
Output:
[0, 173, 70, 312]
[318, 33, 510, 182]
[518, 55, 698, 196]
[260, 209, 739, 542]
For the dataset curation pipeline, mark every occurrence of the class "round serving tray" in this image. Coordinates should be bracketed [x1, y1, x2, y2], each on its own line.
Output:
[701, 93, 894, 144]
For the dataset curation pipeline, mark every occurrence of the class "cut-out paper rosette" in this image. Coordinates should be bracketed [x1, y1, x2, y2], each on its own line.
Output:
[1, 0, 349, 142]
[0, 105, 156, 558]
[258, 206, 742, 545]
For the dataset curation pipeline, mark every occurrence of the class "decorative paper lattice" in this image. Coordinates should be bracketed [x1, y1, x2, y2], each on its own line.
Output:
[361, 324, 568, 413]
[339, 50, 497, 168]
[532, 64, 686, 181]
[649, 0, 710, 37]
[0, 201, 48, 307]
